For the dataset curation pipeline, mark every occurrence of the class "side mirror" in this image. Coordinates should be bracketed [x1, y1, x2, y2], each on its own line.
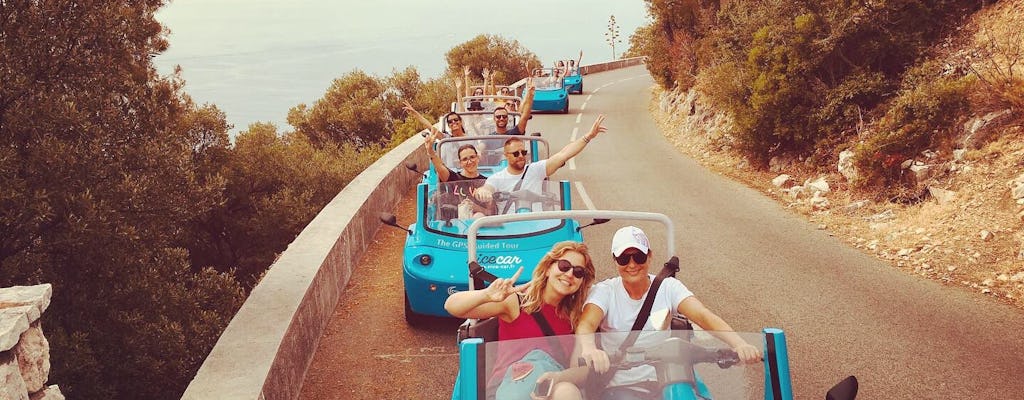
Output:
[379, 212, 412, 235]
[404, 161, 419, 173]
[825, 376, 858, 400]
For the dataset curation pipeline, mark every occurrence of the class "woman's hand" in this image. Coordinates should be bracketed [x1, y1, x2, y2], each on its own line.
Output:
[587, 114, 607, 141]
[733, 343, 763, 364]
[482, 266, 523, 303]
[423, 128, 439, 155]
[530, 371, 561, 400]
[580, 348, 610, 373]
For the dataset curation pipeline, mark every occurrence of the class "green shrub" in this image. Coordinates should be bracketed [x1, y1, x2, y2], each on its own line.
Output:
[853, 66, 970, 191]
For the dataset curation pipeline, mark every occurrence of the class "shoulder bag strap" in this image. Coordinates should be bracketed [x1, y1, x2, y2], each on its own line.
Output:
[531, 310, 569, 365]
[500, 164, 529, 215]
[617, 256, 680, 354]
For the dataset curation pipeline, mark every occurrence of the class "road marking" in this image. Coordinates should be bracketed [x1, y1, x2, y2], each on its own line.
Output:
[575, 113, 582, 123]
[586, 95, 593, 102]
[568, 158, 576, 170]
[574, 182, 596, 210]
[571, 127, 578, 140]
[580, 103, 587, 111]
[592, 87, 601, 93]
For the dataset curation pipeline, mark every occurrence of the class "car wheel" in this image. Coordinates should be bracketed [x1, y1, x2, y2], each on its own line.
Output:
[577, 83, 583, 94]
[404, 292, 428, 326]
[561, 102, 569, 114]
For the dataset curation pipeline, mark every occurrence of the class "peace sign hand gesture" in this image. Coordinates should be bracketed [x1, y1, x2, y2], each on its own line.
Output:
[482, 266, 525, 303]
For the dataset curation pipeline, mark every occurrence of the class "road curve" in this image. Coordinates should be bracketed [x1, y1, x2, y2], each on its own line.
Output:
[301, 66, 1024, 399]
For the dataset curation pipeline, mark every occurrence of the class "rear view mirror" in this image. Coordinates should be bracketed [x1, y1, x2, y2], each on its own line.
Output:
[825, 376, 858, 400]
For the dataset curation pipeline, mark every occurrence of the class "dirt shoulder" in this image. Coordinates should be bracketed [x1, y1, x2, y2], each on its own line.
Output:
[648, 88, 1024, 310]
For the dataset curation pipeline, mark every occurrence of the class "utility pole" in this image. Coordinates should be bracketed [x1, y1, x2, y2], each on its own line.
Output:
[605, 15, 622, 59]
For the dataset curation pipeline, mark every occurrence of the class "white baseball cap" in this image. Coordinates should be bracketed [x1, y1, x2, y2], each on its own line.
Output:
[611, 226, 650, 257]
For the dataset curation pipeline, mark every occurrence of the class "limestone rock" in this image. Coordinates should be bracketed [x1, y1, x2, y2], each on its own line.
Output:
[15, 322, 49, 393]
[772, 174, 794, 188]
[0, 285, 53, 324]
[980, 230, 993, 241]
[811, 191, 830, 210]
[804, 177, 830, 194]
[962, 109, 1013, 149]
[0, 352, 28, 400]
[928, 187, 957, 205]
[0, 306, 31, 352]
[838, 150, 857, 181]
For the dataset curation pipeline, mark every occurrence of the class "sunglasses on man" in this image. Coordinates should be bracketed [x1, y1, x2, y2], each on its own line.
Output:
[493, 115, 509, 120]
[447, 118, 462, 124]
[556, 259, 588, 279]
[614, 251, 648, 266]
[506, 150, 528, 158]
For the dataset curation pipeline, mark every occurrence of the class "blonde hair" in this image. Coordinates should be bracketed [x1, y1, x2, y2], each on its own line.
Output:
[520, 241, 596, 327]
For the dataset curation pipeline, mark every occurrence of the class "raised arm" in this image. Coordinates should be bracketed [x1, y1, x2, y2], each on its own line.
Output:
[444, 266, 524, 320]
[402, 100, 435, 131]
[455, 76, 466, 112]
[483, 67, 494, 95]
[463, 66, 472, 98]
[575, 50, 583, 72]
[546, 114, 605, 176]
[423, 128, 452, 182]
[515, 78, 536, 133]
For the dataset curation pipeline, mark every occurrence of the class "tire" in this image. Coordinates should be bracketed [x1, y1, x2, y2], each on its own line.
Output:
[561, 101, 569, 114]
[577, 83, 583, 94]
[404, 292, 428, 326]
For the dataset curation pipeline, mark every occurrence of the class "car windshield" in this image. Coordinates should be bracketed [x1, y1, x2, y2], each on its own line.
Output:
[532, 69, 563, 90]
[462, 95, 520, 114]
[425, 179, 568, 237]
[467, 330, 767, 400]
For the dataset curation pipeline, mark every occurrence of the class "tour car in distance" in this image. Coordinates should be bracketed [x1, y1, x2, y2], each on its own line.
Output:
[561, 61, 583, 94]
[530, 68, 569, 114]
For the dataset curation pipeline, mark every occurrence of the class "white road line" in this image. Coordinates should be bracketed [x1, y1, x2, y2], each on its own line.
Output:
[575, 113, 582, 123]
[586, 95, 593, 102]
[568, 158, 576, 170]
[592, 87, 601, 93]
[571, 127, 578, 139]
[574, 182, 596, 210]
[580, 103, 587, 111]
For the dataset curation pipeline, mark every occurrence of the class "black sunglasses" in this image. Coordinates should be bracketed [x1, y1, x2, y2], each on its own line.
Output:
[447, 118, 461, 124]
[507, 150, 528, 158]
[614, 251, 649, 266]
[556, 259, 588, 279]
[493, 115, 509, 120]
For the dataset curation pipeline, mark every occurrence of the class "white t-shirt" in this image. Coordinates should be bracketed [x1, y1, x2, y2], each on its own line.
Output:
[585, 275, 694, 388]
[484, 159, 549, 213]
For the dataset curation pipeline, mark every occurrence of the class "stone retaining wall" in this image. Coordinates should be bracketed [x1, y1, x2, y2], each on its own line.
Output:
[0, 284, 63, 400]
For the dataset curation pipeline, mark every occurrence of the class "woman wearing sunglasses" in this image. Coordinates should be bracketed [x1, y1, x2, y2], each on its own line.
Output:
[574, 226, 762, 400]
[445, 241, 596, 400]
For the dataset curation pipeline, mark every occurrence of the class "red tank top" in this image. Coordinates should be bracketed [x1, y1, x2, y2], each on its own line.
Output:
[488, 301, 574, 387]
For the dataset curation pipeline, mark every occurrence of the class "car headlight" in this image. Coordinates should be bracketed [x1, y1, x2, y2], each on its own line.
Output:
[418, 254, 432, 266]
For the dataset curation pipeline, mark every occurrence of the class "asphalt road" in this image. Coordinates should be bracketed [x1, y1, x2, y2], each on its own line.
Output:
[301, 66, 1024, 399]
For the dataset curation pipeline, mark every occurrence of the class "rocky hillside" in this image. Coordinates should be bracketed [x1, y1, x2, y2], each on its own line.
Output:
[651, 0, 1024, 308]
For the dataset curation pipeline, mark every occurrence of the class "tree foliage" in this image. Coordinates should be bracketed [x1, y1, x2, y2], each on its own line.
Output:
[445, 34, 541, 85]
[0, 1, 244, 398]
[639, 0, 981, 166]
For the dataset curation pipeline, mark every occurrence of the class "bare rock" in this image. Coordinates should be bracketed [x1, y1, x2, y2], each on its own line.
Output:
[0, 306, 31, 352]
[953, 149, 967, 161]
[0, 285, 52, 324]
[1010, 272, 1024, 282]
[928, 186, 957, 205]
[804, 177, 830, 194]
[0, 352, 28, 400]
[962, 109, 1014, 149]
[838, 150, 857, 181]
[15, 322, 49, 393]
[1010, 173, 1024, 200]
[980, 230, 994, 241]
[772, 174, 794, 188]
[811, 192, 831, 210]
[868, 209, 896, 222]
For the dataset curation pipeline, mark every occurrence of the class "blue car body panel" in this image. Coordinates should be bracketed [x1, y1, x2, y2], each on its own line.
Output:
[563, 73, 582, 94]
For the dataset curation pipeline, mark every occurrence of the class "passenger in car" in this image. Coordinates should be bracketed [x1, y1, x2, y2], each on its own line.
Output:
[569, 50, 583, 75]
[444, 241, 596, 400]
[492, 78, 536, 135]
[475, 115, 607, 214]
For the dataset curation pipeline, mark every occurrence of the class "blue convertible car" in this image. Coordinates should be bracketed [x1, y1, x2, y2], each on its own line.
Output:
[561, 61, 583, 94]
[530, 68, 569, 114]
[381, 136, 584, 325]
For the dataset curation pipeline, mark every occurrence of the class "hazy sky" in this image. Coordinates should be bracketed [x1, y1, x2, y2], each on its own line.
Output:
[154, 0, 651, 132]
